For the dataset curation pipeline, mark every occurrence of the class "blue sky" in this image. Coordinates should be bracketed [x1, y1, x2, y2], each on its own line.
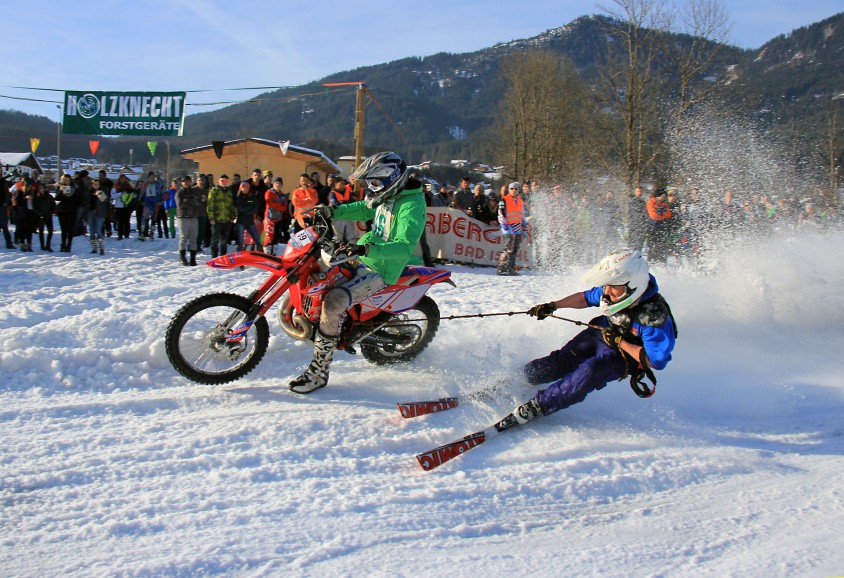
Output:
[1, 0, 841, 120]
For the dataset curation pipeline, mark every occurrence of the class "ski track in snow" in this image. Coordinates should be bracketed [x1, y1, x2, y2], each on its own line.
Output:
[2, 233, 844, 577]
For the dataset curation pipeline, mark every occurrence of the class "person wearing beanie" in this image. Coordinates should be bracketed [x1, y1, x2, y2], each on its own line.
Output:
[175, 176, 203, 265]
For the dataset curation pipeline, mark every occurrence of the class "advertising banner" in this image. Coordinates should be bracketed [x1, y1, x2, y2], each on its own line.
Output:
[63, 91, 186, 136]
[351, 207, 533, 267]
[421, 207, 533, 267]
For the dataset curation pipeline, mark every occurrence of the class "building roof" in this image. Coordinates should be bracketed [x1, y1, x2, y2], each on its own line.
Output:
[0, 152, 45, 173]
[181, 138, 341, 174]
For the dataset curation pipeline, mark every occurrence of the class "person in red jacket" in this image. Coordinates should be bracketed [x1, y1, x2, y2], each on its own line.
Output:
[263, 177, 291, 255]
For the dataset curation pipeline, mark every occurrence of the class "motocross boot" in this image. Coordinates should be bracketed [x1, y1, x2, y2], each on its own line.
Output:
[289, 330, 338, 394]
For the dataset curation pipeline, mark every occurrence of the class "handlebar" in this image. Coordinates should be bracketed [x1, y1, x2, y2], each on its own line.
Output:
[303, 206, 340, 256]
[306, 205, 363, 267]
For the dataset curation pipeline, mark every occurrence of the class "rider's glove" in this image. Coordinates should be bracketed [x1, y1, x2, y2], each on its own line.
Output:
[314, 204, 333, 221]
[335, 242, 367, 258]
[602, 325, 623, 349]
[527, 301, 556, 320]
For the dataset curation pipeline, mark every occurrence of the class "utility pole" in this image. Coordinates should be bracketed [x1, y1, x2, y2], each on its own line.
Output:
[323, 81, 367, 169]
[56, 105, 62, 178]
[353, 82, 366, 169]
[322, 81, 368, 199]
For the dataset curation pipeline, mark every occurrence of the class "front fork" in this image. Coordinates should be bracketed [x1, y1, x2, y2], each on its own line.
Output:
[222, 290, 265, 345]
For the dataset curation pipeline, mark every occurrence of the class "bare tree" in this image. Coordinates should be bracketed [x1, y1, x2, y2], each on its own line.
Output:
[492, 50, 593, 183]
[672, 0, 732, 131]
[596, 0, 672, 192]
[824, 95, 843, 208]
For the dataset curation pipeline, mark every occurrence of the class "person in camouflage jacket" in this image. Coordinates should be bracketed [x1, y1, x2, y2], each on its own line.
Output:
[206, 174, 237, 258]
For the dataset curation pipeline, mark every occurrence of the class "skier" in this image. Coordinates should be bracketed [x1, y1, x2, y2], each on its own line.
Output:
[512, 248, 677, 424]
[288, 151, 426, 394]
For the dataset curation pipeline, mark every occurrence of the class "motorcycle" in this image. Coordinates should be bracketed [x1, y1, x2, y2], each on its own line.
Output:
[165, 213, 454, 385]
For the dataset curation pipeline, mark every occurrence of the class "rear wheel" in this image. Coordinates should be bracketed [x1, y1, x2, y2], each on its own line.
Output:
[165, 293, 269, 384]
[360, 296, 440, 365]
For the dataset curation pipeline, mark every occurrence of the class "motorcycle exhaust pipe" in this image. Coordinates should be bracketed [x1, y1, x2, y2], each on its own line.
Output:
[277, 293, 312, 341]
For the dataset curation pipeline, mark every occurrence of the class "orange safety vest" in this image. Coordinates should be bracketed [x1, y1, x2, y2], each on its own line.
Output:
[503, 194, 524, 225]
[332, 187, 353, 204]
[646, 196, 673, 221]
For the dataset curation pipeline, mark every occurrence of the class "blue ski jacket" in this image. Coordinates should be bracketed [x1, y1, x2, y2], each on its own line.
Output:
[583, 275, 675, 370]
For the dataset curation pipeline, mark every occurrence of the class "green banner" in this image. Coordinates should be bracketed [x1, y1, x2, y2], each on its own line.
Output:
[63, 91, 186, 136]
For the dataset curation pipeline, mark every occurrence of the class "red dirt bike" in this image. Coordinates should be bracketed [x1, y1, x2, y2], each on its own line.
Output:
[165, 213, 454, 385]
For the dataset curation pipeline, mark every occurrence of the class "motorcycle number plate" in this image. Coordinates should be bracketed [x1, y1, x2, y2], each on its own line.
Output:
[289, 228, 317, 249]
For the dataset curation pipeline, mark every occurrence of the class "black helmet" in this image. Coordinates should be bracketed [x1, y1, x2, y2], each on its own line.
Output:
[351, 151, 408, 208]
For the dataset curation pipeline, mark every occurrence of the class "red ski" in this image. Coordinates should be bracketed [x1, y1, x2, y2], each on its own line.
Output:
[415, 413, 520, 471]
[397, 397, 459, 419]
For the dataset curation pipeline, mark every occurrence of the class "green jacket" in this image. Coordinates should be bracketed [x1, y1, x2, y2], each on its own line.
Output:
[206, 185, 236, 222]
[332, 185, 426, 285]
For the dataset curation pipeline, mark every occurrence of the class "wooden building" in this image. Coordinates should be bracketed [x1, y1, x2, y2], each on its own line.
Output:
[180, 138, 341, 185]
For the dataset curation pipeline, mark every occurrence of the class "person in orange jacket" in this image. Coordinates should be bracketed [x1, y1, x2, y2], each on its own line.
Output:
[646, 187, 673, 263]
[290, 173, 319, 233]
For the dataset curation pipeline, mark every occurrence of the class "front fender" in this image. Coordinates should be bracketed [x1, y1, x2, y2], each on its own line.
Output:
[207, 251, 287, 274]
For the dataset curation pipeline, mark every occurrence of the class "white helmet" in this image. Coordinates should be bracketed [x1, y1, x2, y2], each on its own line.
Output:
[351, 151, 408, 208]
[581, 248, 650, 316]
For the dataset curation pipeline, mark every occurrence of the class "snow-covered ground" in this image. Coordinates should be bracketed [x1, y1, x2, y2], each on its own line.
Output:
[2, 231, 843, 577]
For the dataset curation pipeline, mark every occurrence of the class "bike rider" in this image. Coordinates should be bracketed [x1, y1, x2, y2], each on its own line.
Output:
[289, 152, 427, 394]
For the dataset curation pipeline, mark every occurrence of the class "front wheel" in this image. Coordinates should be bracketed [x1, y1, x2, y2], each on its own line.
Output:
[165, 293, 269, 384]
[360, 295, 440, 365]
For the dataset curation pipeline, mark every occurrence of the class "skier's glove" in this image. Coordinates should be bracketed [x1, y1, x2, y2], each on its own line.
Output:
[335, 242, 367, 258]
[602, 325, 623, 349]
[528, 302, 557, 320]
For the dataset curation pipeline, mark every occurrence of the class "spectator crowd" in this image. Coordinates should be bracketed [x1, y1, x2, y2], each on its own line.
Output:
[1, 167, 840, 270]
[0, 168, 359, 264]
[423, 176, 841, 269]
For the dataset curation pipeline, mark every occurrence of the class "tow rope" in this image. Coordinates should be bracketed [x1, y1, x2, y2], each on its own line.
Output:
[382, 309, 604, 330]
[364, 308, 656, 398]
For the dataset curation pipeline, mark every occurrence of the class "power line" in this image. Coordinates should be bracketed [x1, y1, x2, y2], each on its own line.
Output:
[1, 83, 412, 150]
[366, 89, 411, 149]
[1, 84, 311, 93]
[0, 86, 356, 108]
[0, 93, 61, 104]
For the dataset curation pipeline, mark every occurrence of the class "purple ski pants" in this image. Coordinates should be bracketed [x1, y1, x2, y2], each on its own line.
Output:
[524, 322, 628, 416]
